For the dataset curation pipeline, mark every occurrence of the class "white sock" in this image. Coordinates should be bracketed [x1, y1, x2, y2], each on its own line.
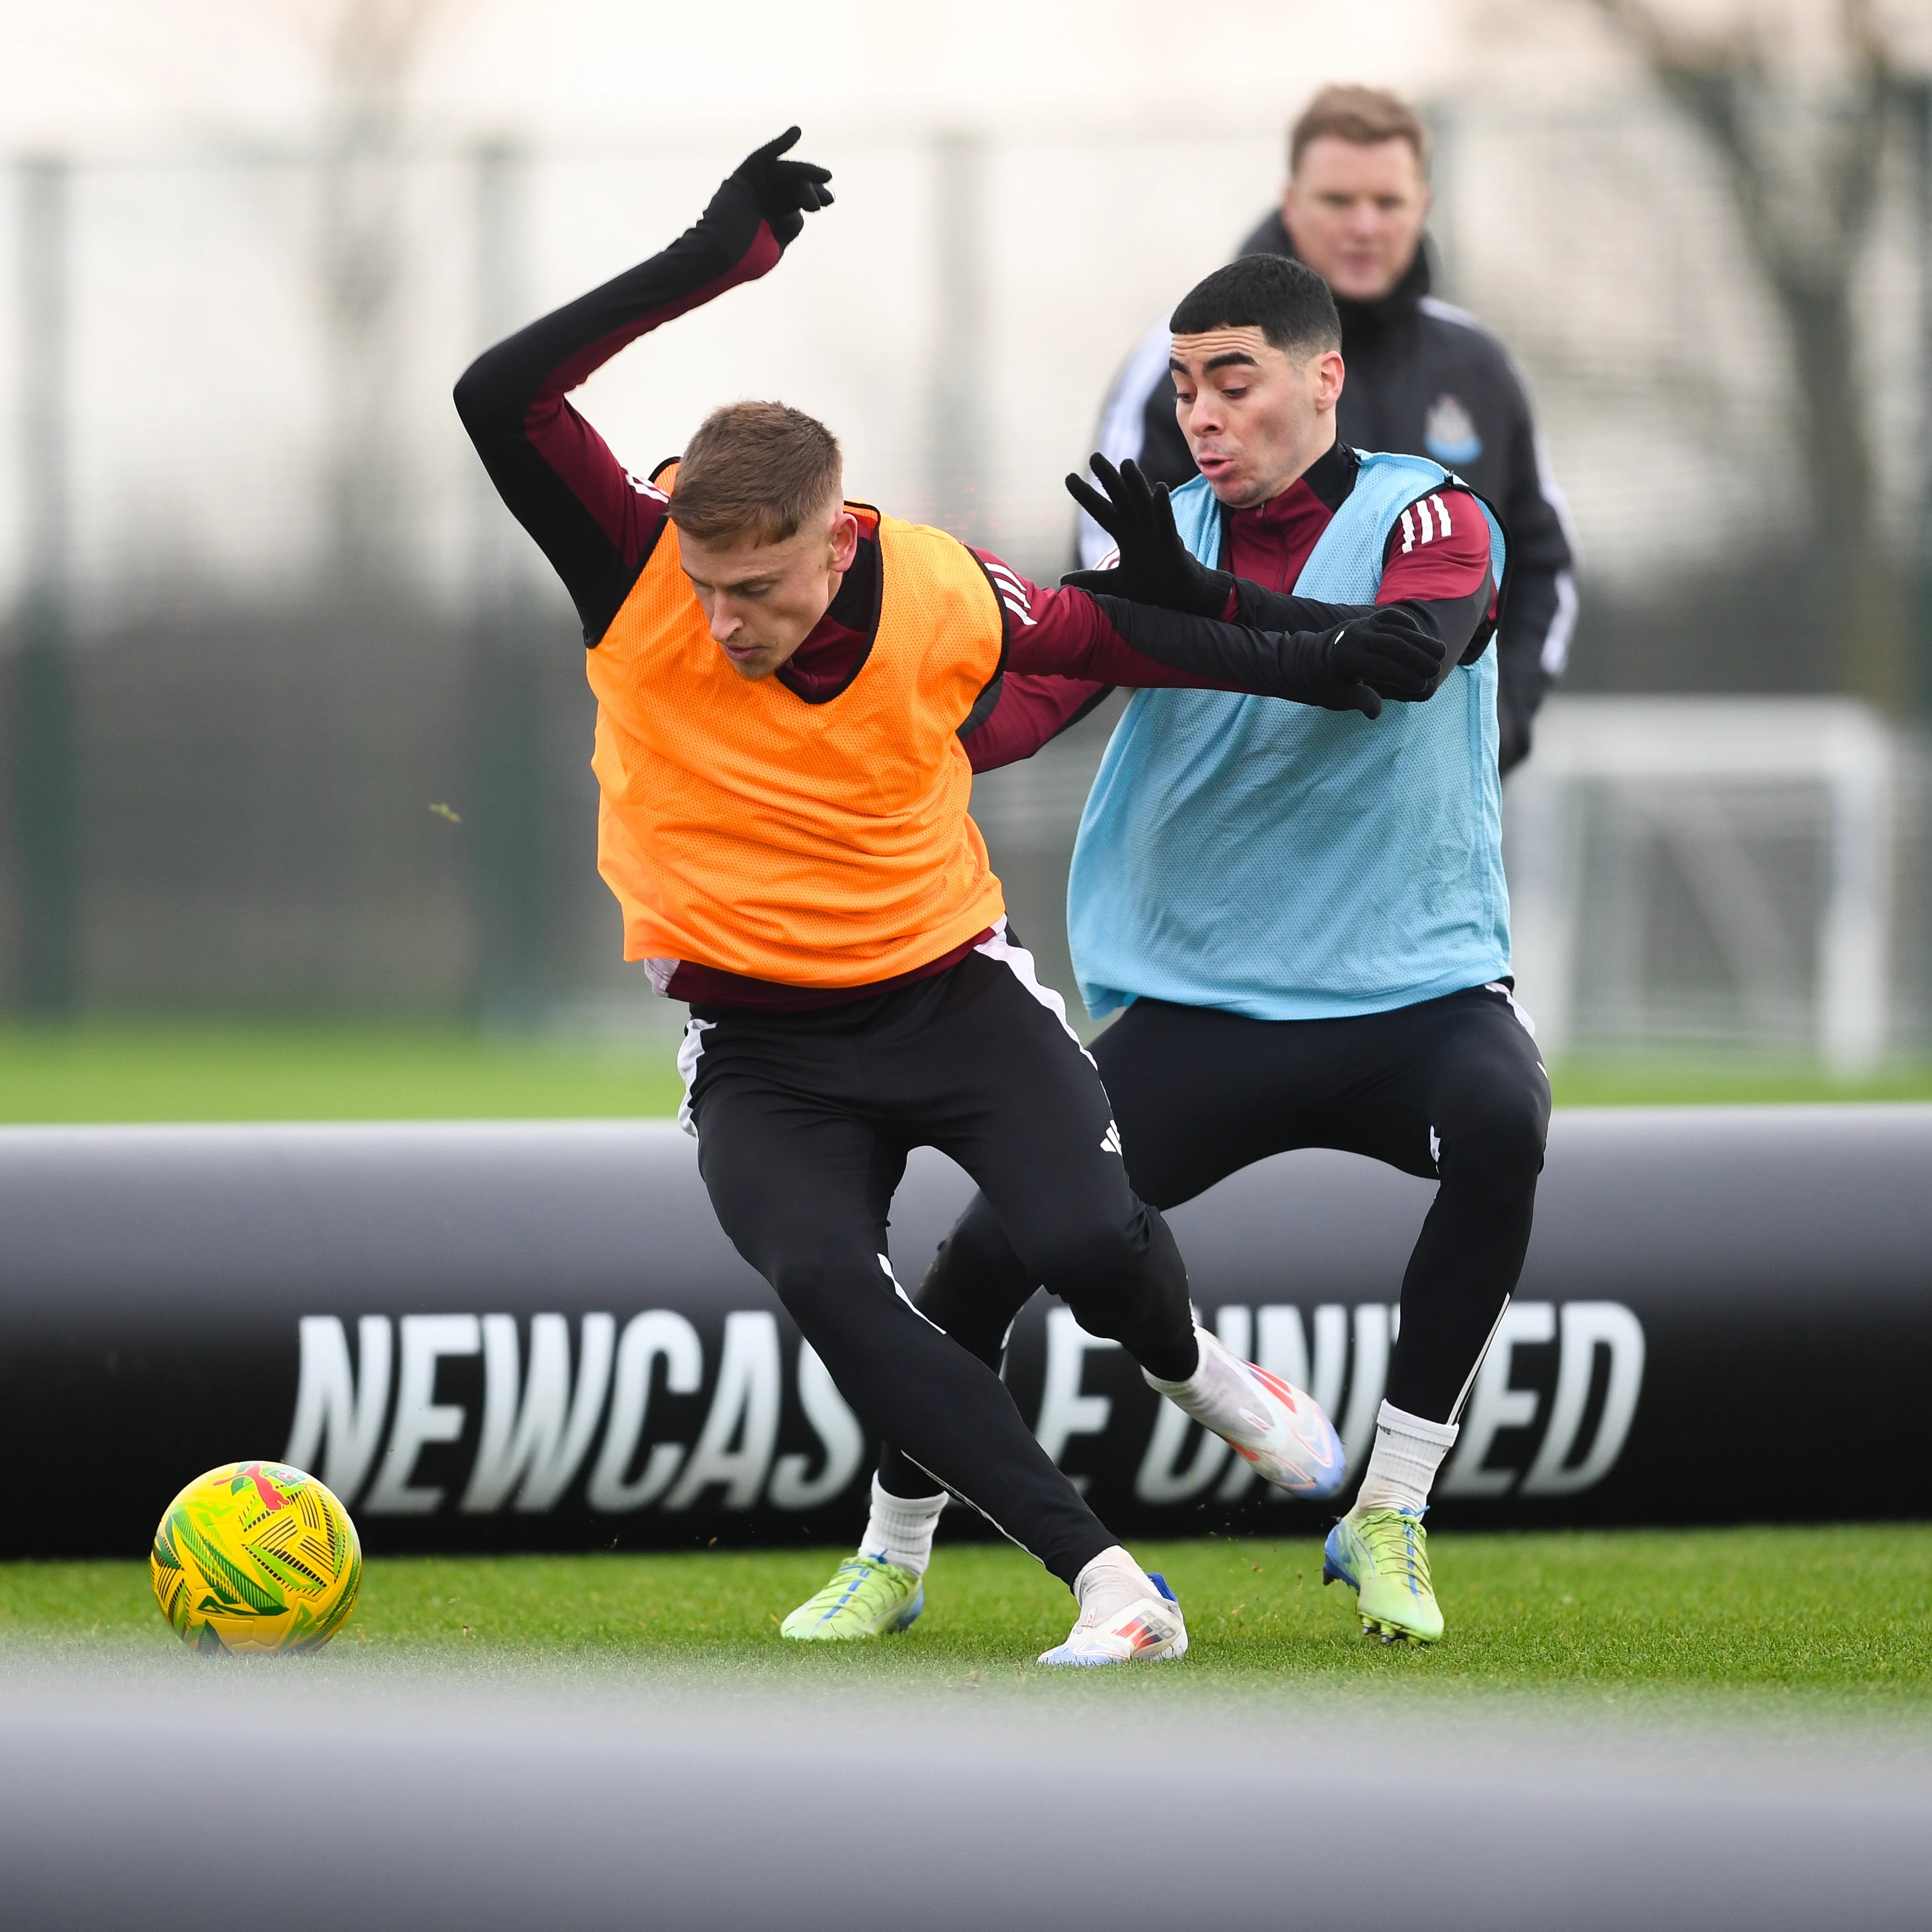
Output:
[1355, 1401, 1459, 1514]
[858, 1476, 947, 1577]
[1143, 1323, 1246, 1433]
[1071, 1545, 1158, 1626]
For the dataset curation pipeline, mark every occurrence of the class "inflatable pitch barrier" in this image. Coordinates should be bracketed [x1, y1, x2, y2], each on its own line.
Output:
[1, 1108, 1927, 1558]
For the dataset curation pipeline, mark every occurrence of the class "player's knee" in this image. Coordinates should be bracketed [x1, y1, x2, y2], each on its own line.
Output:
[766, 1242, 880, 1332]
[1024, 1214, 1148, 1303]
[1024, 1198, 1187, 1319]
[1438, 1086, 1547, 1196]
[914, 1241, 1024, 1367]
[920, 1198, 1031, 1319]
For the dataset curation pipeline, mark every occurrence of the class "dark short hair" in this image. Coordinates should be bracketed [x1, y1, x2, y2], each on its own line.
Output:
[1170, 255, 1341, 358]
[1290, 84, 1429, 174]
[669, 400, 843, 545]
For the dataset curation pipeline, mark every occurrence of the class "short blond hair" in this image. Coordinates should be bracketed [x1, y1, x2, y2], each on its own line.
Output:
[1290, 84, 1430, 176]
[668, 400, 843, 545]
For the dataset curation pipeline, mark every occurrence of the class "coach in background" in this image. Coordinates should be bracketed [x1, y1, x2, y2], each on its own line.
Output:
[1082, 84, 1575, 772]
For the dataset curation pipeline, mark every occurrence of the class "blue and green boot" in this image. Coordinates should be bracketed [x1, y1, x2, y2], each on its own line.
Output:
[1323, 1505, 1444, 1645]
[780, 1554, 924, 1642]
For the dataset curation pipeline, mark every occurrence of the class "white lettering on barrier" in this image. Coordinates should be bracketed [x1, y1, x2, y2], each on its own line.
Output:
[1439, 1302, 1558, 1498]
[1310, 1304, 1349, 1422]
[287, 1310, 862, 1520]
[285, 1315, 393, 1506]
[285, 1295, 1649, 1519]
[587, 1310, 703, 1513]
[461, 1313, 616, 1515]
[1438, 1300, 1646, 1498]
[363, 1314, 481, 1515]
[768, 1343, 867, 1510]
[1337, 1303, 1392, 1480]
[1521, 1303, 1646, 1495]
[1034, 1307, 1118, 1491]
[664, 1311, 782, 1511]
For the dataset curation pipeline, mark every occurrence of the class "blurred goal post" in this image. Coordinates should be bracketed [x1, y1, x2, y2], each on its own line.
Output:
[1505, 697, 1897, 1073]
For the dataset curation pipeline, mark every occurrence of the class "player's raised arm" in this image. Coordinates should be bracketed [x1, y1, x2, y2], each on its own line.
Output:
[452, 130, 832, 645]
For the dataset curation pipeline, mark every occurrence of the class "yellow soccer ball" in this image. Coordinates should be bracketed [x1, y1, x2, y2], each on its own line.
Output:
[151, 1461, 362, 1654]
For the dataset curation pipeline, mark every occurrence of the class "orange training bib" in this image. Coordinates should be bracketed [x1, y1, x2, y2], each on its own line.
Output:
[585, 485, 1008, 989]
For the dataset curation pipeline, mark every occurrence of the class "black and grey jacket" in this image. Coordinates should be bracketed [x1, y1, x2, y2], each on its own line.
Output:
[1080, 209, 1577, 772]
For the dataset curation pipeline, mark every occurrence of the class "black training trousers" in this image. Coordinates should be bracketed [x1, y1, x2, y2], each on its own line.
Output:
[685, 943, 1196, 1587]
[877, 983, 1549, 1500]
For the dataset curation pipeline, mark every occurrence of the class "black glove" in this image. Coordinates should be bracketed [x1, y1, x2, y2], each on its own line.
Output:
[1089, 595, 1445, 720]
[1060, 455, 1234, 618]
[726, 127, 833, 246]
[1325, 605, 1447, 705]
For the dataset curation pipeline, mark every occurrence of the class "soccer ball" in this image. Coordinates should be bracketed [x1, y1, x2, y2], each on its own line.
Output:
[150, 1461, 362, 1654]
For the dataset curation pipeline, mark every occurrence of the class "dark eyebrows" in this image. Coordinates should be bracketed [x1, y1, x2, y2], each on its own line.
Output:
[684, 571, 777, 594]
[1169, 351, 1262, 375]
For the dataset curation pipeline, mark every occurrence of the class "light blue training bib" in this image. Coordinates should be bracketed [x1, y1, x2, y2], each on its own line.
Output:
[1067, 452, 1509, 1021]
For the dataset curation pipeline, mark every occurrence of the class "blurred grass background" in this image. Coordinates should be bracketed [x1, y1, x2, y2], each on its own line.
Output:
[1, 1021, 1929, 1124]
[0, 1022, 687, 1122]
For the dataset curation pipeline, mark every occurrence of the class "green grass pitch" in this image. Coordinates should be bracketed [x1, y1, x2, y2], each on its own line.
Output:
[1, 1021, 1931, 1124]
[5, 1527, 1928, 1702]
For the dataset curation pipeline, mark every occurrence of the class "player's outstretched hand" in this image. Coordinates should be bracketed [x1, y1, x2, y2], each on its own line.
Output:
[730, 128, 834, 246]
[1323, 605, 1446, 708]
[1061, 455, 1234, 619]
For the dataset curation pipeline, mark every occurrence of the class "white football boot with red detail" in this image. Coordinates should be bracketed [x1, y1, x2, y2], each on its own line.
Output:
[1038, 1572, 1188, 1667]
[1145, 1325, 1346, 1499]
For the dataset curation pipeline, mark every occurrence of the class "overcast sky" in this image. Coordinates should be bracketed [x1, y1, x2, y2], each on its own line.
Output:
[2, 1, 1606, 155]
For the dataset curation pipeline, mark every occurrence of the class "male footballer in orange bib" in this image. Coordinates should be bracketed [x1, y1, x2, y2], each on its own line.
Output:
[455, 132, 1450, 1662]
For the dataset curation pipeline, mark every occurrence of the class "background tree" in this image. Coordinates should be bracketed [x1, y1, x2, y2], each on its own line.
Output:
[1584, 0, 1915, 708]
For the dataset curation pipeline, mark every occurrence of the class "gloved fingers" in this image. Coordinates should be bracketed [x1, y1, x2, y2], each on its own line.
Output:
[1364, 606, 1443, 658]
[1354, 638, 1442, 696]
[774, 163, 835, 199]
[1342, 684, 1383, 720]
[739, 127, 803, 172]
[1087, 454, 1170, 542]
[1113, 458, 1161, 516]
[1059, 567, 1123, 593]
[1065, 472, 1124, 535]
[778, 176, 835, 211]
[1086, 452, 1126, 501]
[1360, 635, 1445, 681]
[1116, 462, 1186, 546]
[733, 130, 833, 232]
[1360, 670, 1437, 701]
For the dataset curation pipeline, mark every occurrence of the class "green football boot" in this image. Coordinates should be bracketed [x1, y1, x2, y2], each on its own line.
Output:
[1322, 1505, 1444, 1645]
[780, 1554, 924, 1642]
